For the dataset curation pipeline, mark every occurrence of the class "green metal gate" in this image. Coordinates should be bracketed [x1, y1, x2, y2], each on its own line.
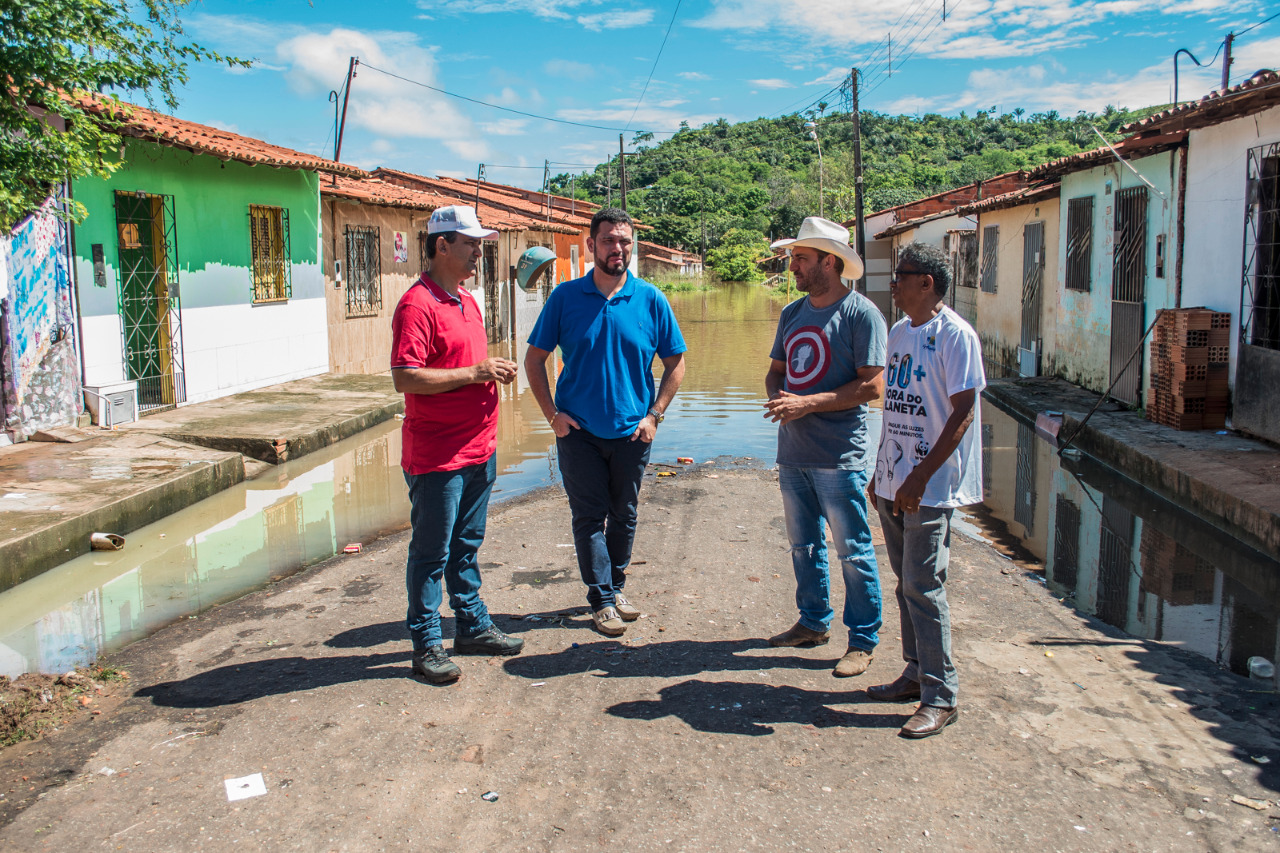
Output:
[114, 191, 186, 413]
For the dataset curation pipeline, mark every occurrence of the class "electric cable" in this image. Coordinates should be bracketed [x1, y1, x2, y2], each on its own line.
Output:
[626, 0, 685, 131]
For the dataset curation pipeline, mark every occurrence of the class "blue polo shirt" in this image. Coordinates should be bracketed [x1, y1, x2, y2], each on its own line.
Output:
[528, 271, 686, 439]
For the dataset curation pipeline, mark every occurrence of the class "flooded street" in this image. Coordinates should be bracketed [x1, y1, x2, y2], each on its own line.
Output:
[1, 282, 1276, 679]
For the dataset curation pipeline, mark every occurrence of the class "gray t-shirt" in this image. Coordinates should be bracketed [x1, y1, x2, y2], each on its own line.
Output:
[770, 289, 888, 469]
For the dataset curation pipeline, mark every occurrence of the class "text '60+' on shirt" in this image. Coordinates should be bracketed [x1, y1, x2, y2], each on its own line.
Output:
[874, 305, 986, 508]
[391, 274, 497, 475]
[527, 271, 686, 440]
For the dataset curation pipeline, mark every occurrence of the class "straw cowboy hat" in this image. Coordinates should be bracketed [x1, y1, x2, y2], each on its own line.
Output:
[770, 216, 865, 280]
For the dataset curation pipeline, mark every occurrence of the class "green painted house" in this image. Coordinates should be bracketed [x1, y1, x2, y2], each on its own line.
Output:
[72, 102, 362, 413]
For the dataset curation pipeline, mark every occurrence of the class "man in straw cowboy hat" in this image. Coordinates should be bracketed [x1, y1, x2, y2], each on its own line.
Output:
[763, 216, 888, 679]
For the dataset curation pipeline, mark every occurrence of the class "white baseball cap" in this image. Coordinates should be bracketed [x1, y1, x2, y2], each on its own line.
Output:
[427, 205, 498, 239]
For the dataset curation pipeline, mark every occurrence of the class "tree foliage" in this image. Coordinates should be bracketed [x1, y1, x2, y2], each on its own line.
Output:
[0, 0, 245, 229]
[705, 228, 770, 281]
[552, 103, 1166, 256]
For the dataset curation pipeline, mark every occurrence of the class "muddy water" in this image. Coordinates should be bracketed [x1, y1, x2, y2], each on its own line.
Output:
[4, 282, 1274, 680]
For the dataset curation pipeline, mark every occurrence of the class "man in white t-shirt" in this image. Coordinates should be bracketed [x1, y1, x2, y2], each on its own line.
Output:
[868, 241, 985, 739]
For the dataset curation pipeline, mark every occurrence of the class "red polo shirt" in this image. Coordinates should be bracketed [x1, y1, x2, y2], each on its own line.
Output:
[391, 275, 497, 474]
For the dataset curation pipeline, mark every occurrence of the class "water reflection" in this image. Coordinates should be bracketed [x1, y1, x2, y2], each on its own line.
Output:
[975, 401, 1280, 677]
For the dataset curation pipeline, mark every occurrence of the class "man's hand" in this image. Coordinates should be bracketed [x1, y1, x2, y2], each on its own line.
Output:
[549, 411, 580, 438]
[474, 357, 518, 385]
[762, 390, 811, 424]
[892, 467, 928, 516]
[630, 414, 657, 443]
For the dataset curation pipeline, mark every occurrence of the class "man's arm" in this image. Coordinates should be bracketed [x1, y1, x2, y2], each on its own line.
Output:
[765, 359, 786, 401]
[631, 352, 686, 442]
[523, 344, 579, 437]
[763, 365, 884, 424]
[890, 388, 977, 516]
[391, 358, 516, 396]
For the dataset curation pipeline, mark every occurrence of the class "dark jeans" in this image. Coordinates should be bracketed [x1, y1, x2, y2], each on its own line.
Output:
[556, 427, 652, 610]
[403, 456, 496, 652]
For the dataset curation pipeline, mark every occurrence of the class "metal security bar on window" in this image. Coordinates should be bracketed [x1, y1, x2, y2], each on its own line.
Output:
[980, 225, 999, 293]
[113, 190, 187, 414]
[1065, 196, 1093, 292]
[1243, 143, 1280, 350]
[249, 205, 291, 303]
[345, 225, 382, 318]
[1052, 495, 1081, 589]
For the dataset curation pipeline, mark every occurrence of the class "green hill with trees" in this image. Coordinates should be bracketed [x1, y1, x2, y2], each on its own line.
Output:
[549, 105, 1162, 275]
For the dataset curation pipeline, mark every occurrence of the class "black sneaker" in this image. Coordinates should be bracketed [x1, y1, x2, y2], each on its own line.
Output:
[455, 625, 524, 656]
[412, 646, 461, 683]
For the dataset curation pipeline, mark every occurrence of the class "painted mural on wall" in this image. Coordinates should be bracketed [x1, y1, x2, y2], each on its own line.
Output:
[1, 198, 82, 440]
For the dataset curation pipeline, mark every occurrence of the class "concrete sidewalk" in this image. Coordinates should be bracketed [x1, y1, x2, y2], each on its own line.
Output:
[0, 469, 1276, 851]
[986, 377, 1280, 556]
[0, 373, 403, 587]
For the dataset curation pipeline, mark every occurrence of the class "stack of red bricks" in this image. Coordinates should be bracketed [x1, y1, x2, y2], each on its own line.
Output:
[1147, 308, 1230, 430]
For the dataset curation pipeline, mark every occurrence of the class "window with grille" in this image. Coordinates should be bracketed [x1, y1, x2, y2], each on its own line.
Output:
[1244, 145, 1280, 350]
[1065, 197, 1094, 292]
[345, 225, 382, 318]
[980, 225, 998, 293]
[249, 205, 291, 303]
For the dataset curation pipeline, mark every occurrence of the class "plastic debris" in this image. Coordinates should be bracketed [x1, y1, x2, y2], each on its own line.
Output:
[677, 457, 694, 464]
[1232, 794, 1270, 810]
[97, 767, 117, 776]
[656, 471, 674, 478]
[1248, 656, 1274, 681]
[224, 773, 268, 802]
[1044, 651, 1054, 658]
[343, 543, 363, 554]
[481, 791, 499, 802]
[1252, 756, 1271, 765]
[531, 682, 547, 687]
[90, 532, 125, 551]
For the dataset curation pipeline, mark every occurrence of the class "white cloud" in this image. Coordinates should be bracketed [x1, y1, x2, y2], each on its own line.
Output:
[205, 119, 241, 133]
[557, 98, 719, 132]
[276, 27, 488, 158]
[577, 9, 656, 30]
[479, 119, 531, 136]
[416, 0, 598, 20]
[678, 71, 711, 81]
[748, 78, 795, 89]
[544, 59, 597, 78]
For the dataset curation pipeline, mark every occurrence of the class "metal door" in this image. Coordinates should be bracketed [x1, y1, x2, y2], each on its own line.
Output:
[1109, 187, 1148, 405]
[1096, 494, 1135, 628]
[1020, 221, 1045, 370]
[114, 191, 186, 413]
[950, 231, 979, 325]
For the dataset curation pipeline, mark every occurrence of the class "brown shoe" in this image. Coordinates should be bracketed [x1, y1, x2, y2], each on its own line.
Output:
[866, 674, 922, 702]
[899, 705, 958, 739]
[833, 647, 873, 677]
[614, 593, 641, 621]
[591, 606, 626, 637]
[768, 621, 830, 648]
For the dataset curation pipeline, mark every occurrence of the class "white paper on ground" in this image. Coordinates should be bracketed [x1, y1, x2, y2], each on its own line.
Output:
[224, 773, 268, 802]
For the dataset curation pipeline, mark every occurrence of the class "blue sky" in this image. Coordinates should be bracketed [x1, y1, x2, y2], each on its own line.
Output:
[168, 0, 1279, 190]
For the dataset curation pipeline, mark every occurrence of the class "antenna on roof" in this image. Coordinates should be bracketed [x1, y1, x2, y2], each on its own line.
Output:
[474, 164, 486, 210]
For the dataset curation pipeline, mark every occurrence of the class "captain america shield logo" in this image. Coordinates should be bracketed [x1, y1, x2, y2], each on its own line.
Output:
[784, 325, 830, 390]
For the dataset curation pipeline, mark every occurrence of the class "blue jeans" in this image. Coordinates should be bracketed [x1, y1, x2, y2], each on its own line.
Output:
[404, 456, 496, 651]
[875, 501, 957, 708]
[556, 428, 652, 610]
[778, 465, 882, 652]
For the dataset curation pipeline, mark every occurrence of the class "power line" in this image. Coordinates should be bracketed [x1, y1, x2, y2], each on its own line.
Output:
[1237, 10, 1280, 37]
[359, 62, 682, 134]
[626, 0, 685, 131]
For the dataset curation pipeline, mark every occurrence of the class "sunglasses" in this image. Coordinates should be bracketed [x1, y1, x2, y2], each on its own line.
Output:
[891, 268, 927, 283]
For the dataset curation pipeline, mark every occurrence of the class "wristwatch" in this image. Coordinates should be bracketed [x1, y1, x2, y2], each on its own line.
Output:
[648, 407, 665, 424]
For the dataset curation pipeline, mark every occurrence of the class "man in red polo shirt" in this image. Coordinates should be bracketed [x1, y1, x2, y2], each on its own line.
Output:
[391, 205, 523, 684]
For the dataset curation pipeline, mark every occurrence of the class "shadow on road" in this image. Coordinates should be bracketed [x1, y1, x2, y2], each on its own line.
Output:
[504, 637, 837, 680]
[607, 678, 910, 735]
[136, 652, 407, 707]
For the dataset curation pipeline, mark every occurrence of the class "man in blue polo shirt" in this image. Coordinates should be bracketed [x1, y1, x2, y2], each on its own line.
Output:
[525, 208, 687, 636]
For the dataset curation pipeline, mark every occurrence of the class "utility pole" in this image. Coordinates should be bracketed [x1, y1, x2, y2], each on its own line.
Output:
[1222, 32, 1235, 91]
[851, 67, 866, 291]
[619, 134, 628, 211]
[543, 160, 552, 221]
[335, 57, 358, 163]
[607, 162, 613, 207]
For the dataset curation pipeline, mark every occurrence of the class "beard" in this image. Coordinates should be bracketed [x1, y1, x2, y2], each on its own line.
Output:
[793, 267, 817, 292]
[596, 253, 627, 275]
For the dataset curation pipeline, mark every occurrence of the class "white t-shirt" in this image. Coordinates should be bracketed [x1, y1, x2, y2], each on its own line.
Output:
[874, 306, 986, 508]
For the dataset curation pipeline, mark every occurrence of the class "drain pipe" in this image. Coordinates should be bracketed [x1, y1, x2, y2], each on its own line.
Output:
[1057, 309, 1165, 456]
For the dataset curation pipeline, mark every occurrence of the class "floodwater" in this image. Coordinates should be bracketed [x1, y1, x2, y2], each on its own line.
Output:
[975, 400, 1280, 678]
[1, 282, 1275, 679]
